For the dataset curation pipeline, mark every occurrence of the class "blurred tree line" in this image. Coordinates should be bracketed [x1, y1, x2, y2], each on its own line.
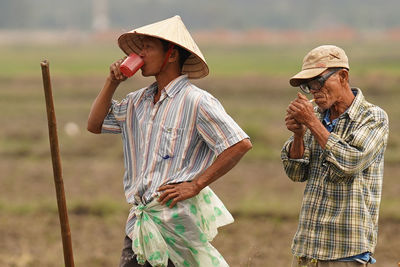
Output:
[1, 0, 399, 31]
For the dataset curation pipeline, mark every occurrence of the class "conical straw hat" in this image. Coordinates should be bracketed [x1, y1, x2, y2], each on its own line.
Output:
[118, 15, 209, 79]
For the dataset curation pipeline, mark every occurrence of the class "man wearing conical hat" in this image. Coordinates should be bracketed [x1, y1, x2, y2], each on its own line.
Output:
[281, 45, 388, 266]
[87, 16, 252, 267]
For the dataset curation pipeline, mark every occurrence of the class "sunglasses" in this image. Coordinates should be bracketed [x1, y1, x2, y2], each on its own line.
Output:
[299, 68, 342, 94]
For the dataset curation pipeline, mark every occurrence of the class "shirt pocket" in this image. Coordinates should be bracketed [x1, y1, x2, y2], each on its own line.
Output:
[158, 125, 183, 160]
[324, 166, 354, 184]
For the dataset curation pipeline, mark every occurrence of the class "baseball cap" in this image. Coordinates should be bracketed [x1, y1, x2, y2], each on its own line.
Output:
[289, 45, 349, 87]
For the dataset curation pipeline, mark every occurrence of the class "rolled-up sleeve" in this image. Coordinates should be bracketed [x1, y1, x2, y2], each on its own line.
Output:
[323, 109, 389, 178]
[281, 135, 311, 182]
[101, 97, 130, 134]
[196, 94, 249, 155]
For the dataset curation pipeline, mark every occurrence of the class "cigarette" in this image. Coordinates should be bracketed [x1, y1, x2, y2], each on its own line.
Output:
[309, 99, 315, 103]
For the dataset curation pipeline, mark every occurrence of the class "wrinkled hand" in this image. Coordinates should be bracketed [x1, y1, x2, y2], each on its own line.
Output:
[109, 57, 128, 83]
[157, 182, 201, 208]
[285, 113, 306, 136]
[286, 92, 315, 126]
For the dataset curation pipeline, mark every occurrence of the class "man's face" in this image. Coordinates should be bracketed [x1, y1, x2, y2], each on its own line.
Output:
[139, 37, 166, 77]
[309, 70, 343, 111]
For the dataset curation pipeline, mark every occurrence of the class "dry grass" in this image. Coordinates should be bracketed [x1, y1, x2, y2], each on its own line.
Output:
[1, 41, 400, 266]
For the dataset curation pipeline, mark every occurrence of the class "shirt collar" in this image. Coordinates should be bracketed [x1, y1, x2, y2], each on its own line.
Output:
[163, 74, 189, 98]
[345, 88, 364, 121]
[143, 74, 189, 100]
[143, 83, 158, 99]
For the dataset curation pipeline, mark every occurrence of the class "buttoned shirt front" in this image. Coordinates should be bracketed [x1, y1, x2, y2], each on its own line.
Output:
[281, 88, 389, 260]
[102, 75, 248, 236]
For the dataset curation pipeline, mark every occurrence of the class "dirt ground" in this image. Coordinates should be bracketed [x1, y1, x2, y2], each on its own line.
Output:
[1, 159, 399, 267]
[1, 69, 400, 266]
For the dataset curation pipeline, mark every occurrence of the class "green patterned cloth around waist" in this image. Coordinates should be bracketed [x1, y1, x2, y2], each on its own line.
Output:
[128, 186, 233, 267]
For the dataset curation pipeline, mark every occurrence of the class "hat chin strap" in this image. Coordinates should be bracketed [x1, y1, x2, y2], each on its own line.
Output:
[159, 43, 175, 73]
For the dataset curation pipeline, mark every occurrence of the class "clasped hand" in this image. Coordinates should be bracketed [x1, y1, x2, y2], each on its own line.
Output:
[285, 92, 315, 135]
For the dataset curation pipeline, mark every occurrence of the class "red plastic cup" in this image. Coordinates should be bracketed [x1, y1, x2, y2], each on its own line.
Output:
[119, 53, 144, 77]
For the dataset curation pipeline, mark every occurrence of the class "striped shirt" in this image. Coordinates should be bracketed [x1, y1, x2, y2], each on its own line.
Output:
[281, 88, 389, 260]
[102, 75, 248, 236]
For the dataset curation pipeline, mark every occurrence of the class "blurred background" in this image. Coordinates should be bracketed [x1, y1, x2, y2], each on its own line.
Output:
[1, 0, 399, 266]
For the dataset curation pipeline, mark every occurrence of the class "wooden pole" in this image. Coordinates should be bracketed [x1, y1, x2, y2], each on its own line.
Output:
[40, 60, 75, 267]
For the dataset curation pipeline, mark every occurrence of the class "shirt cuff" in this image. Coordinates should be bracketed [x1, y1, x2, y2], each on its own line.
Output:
[281, 138, 310, 164]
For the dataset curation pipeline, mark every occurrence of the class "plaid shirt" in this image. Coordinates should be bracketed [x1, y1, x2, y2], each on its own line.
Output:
[281, 88, 389, 260]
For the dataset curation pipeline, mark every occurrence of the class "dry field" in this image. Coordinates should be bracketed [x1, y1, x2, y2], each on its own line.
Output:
[0, 41, 399, 266]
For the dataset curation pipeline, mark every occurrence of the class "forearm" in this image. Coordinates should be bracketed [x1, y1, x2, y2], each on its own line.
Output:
[306, 117, 330, 149]
[87, 77, 120, 133]
[193, 139, 252, 190]
[289, 134, 305, 159]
